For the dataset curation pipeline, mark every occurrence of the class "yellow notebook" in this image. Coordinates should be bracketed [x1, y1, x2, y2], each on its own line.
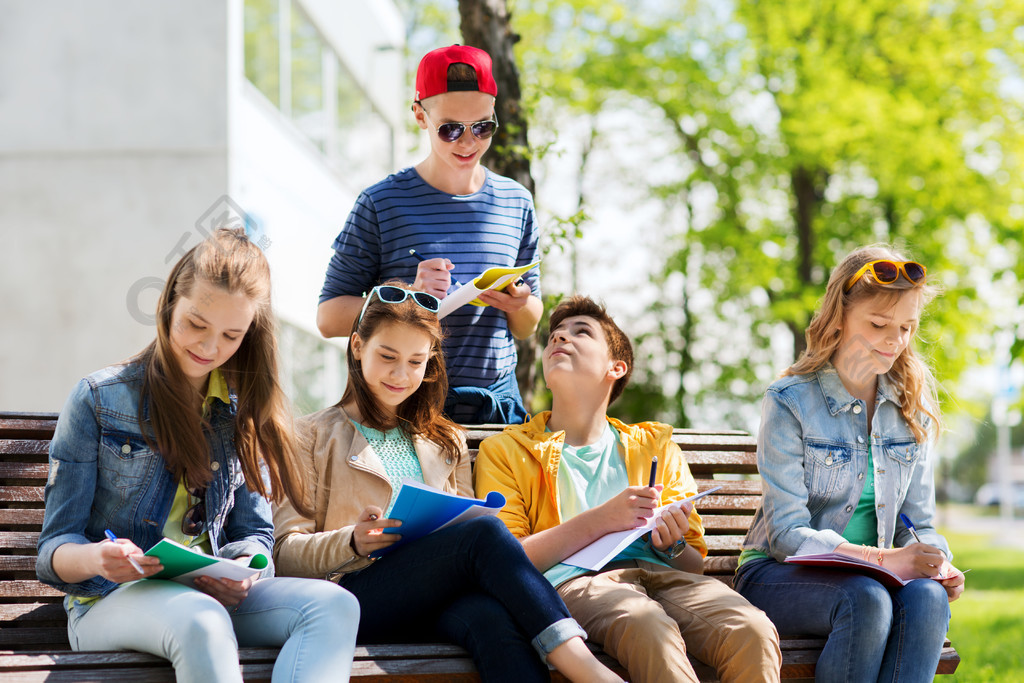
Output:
[438, 260, 541, 319]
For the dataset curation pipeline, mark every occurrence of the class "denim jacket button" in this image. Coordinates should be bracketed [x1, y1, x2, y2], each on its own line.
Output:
[845, 505, 853, 513]
[211, 462, 220, 471]
[121, 443, 131, 454]
[853, 404, 863, 414]
[857, 472, 864, 480]
[857, 436, 865, 444]
[825, 456, 833, 466]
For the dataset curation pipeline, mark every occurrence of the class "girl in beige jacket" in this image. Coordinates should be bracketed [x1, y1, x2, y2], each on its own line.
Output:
[273, 284, 620, 683]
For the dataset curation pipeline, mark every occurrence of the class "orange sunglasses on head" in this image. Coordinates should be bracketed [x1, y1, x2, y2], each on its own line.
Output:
[845, 260, 927, 292]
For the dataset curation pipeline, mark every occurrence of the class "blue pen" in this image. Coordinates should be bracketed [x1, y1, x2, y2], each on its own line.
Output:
[104, 529, 145, 574]
[899, 514, 923, 544]
[408, 249, 461, 287]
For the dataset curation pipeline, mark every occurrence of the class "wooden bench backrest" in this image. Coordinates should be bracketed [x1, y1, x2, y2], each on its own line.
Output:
[0, 412, 760, 650]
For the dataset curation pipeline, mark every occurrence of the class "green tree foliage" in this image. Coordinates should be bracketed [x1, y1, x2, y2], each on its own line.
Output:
[512, 0, 1024, 428]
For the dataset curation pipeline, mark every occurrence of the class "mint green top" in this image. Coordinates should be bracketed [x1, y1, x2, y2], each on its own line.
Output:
[738, 445, 878, 567]
[353, 422, 423, 517]
[544, 424, 669, 587]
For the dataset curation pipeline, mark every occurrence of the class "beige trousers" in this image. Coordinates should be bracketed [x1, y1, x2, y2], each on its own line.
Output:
[557, 560, 781, 683]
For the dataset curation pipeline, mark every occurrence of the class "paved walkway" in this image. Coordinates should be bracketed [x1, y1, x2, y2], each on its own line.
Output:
[935, 504, 1024, 550]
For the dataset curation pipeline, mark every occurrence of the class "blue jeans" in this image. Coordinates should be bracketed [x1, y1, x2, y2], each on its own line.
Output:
[445, 370, 529, 425]
[68, 577, 359, 683]
[339, 516, 585, 683]
[735, 558, 950, 683]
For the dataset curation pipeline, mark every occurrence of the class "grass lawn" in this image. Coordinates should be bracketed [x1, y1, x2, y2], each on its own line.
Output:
[940, 527, 1024, 682]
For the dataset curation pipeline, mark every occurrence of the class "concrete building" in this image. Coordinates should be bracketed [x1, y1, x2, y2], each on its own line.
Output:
[0, 0, 405, 413]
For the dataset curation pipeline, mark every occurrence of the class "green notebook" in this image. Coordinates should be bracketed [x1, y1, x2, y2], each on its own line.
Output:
[144, 538, 269, 585]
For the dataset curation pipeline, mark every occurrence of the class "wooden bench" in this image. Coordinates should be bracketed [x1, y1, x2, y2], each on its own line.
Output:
[0, 411, 960, 681]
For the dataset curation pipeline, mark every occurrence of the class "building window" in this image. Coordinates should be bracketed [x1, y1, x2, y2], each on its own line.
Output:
[290, 4, 326, 151]
[278, 320, 346, 417]
[242, 0, 394, 172]
[335, 57, 393, 185]
[243, 0, 281, 108]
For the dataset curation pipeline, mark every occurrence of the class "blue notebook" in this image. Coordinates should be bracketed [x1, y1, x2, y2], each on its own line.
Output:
[371, 479, 506, 558]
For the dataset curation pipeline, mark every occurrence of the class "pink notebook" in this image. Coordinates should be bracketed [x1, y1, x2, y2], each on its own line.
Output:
[784, 552, 949, 589]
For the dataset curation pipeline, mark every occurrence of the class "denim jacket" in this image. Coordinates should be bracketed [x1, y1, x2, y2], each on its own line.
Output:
[36, 361, 275, 598]
[743, 363, 950, 562]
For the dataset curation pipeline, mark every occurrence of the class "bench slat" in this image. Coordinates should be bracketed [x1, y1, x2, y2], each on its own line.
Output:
[692, 494, 764, 514]
[0, 488, 44, 504]
[0, 510, 46, 527]
[682, 452, 759, 475]
[0, 532, 40, 550]
[0, 415, 59, 442]
[0, 581, 63, 599]
[698, 515, 754, 534]
[0, 556, 37, 573]
[0, 463, 49, 479]
[0, 603, 66, 621]
[0, 440, 51, 458]
[694, 479, 761, 495]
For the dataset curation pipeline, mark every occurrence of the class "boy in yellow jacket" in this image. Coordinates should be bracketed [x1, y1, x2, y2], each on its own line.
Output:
[475, 295, 781, 683]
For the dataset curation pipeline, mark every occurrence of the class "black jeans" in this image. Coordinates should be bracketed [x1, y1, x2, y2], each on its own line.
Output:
[339, 516, 578, 683]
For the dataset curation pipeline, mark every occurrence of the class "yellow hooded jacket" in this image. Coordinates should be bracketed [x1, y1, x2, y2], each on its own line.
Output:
[474, 411, 708, 559]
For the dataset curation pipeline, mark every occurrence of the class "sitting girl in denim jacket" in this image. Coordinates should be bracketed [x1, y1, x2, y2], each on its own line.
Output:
[734, 244, 966, 683]
[37, 229, 359, 682]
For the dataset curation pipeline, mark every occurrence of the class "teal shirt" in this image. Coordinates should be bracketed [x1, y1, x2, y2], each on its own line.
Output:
[840, 446, 877, 546]
[544, 424, 669, 587]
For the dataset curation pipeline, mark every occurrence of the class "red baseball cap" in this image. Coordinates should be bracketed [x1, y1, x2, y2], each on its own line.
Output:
[414, 45, 498, 101]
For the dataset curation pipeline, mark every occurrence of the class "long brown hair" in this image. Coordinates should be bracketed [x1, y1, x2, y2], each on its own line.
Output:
[138, 228, 312, 515]
[786, 244, 941, 443]
[340, 281, 463, 460]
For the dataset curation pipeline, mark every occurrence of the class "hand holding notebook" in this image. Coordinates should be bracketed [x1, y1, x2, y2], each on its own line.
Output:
[437, 260, 541, 319]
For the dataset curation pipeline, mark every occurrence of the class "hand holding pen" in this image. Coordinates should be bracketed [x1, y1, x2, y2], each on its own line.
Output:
[102, 529, 160, 581]
[409, 249, 459, 297]
[896, 513, 967, 585]
[900, 514, 970, 598]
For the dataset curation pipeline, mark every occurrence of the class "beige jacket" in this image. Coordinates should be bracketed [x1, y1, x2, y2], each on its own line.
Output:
[272, 404, 471, 581]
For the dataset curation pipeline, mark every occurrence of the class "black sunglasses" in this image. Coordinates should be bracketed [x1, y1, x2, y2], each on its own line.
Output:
[422, 109, 499, 143]
[182, 487, 207, 537]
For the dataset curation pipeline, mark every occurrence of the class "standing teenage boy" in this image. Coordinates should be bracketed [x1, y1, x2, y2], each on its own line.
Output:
[317, 45, 542, 424]
[475, 296, 781, 683]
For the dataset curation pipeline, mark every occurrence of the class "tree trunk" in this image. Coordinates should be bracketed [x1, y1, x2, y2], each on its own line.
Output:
[458, 0, 539, 409]
[790, 164, 824, 362]
[676, 251, 694, 429]
[458, 0, 533, 193]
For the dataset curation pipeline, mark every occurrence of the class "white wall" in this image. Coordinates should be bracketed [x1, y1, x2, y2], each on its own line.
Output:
[0, 0, 404, 412]
[0, 1, 231, 411]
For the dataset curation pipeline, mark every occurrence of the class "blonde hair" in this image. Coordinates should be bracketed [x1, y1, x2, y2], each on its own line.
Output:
[138, 228, 312, 516]
[786, 244, 941, 443]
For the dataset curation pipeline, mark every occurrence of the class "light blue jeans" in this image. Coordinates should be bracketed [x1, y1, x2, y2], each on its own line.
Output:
[67, 577, 359, 683]
[735, 558, 950, 683]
